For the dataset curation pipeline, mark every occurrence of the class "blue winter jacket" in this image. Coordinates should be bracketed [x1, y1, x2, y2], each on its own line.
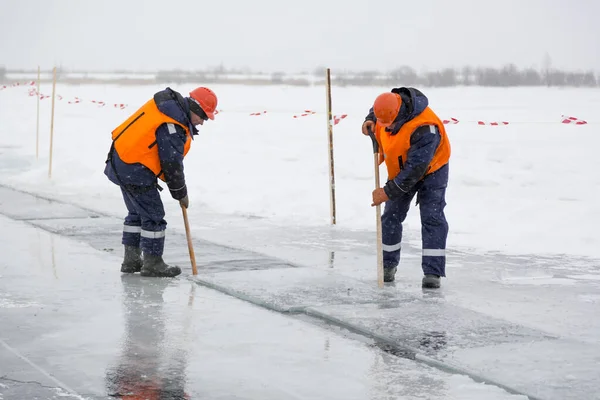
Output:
[104, 88, 198, 200]
[365, 87, 443, 196]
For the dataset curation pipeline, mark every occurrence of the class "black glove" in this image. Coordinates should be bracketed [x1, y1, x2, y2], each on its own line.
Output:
[179, 195, 189, 209]
[383, 180, 407, 200]
[169, 183, 187, 201]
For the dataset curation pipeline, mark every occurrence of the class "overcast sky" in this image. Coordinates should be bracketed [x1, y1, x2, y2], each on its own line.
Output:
[1, 0, 598, 73]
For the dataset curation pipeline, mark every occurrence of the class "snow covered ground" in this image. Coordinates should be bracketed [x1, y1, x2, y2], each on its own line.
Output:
[0, 83, 599, 259]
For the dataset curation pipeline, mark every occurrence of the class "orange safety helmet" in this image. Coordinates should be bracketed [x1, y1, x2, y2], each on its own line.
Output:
[189, 87, 218, 120]
[373, 92, 402, 127]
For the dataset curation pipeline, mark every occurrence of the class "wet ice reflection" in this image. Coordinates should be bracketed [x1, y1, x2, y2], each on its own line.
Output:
[105, 277, 191, 399]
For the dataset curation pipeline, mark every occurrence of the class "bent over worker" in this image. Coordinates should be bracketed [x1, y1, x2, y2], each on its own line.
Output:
[105, 86, 217, 277]
[362, 87, 450, 288]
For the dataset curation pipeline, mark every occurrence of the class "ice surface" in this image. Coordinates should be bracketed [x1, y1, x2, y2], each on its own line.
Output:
[0, 187, 597, 398]
[0, 214, 528, 400]
[0, 186, 92, 220]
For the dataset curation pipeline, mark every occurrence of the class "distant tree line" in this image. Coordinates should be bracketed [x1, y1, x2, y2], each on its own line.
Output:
[328, 64, 599, 88]
[155, 64, 600, 87]
[151, 64, 599, 88]
[2, 63, 598, 88]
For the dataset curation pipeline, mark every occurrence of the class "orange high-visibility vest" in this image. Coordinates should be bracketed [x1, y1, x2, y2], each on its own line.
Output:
[111, 99, 191, 181]
[375, 106, 450, 181]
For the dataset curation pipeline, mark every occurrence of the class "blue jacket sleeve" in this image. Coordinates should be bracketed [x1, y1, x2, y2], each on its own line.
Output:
[383, 125, 441, 199]
[156, 123, 188, 200]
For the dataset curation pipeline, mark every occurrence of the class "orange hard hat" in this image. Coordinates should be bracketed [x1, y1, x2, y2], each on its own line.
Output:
[189, 87, 218, 120]
[373, 92, 402, 127]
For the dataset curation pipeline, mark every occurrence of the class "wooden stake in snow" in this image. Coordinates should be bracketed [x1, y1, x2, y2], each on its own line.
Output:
[48, 67, 57, 179]
[325, 68, 337, 225]
[36, 66, 40, 160]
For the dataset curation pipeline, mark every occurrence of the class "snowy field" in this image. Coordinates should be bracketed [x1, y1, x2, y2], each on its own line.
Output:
[0, 83, 599, 262]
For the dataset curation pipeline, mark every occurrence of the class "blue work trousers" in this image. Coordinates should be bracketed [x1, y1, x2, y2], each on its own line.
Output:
[120, 186, 167, 256]
[382, 164, 449, 277]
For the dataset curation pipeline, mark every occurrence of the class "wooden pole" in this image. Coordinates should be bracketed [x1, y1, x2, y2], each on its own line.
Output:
[48, 67, 57, 179]
[367, 127, 384, 288]
[36, 66, 40, 160]
[325, 68, 337, 225]
[181, 205, 198, 275]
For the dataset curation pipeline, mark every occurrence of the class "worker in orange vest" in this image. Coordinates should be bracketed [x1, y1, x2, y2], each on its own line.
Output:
[362, 87, 450, 288]
[105, 87, 217, 277]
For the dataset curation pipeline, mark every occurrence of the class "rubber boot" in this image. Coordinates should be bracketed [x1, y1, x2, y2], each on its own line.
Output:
[140, 253, 182, 278]
[120, 245, 142, 273]
[422, 274, 441, 289]
[384, 267, 397, 283]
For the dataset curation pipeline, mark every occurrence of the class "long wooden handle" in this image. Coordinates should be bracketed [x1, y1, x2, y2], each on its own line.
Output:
[373, 154, 384, 288]
[181, 205, 198, 276]
[367, 127, 384, 288]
